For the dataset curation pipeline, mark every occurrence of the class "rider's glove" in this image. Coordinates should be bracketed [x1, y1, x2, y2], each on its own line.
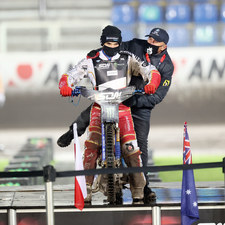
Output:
[60, 86, 72, 96]
[144, 83, 157, 95]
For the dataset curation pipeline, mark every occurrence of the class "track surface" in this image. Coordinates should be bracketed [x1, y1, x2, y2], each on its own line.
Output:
[1, 90, 224, 170]
[1, 90, 225, 128]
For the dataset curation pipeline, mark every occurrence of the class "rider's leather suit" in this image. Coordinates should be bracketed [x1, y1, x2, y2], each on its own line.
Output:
[59, 49, 161, 200]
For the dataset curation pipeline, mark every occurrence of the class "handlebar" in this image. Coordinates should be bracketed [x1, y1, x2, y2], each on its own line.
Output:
[71, 86, 83, 96]
[134, 89, 145, 94]
[71, 86, 145, 97]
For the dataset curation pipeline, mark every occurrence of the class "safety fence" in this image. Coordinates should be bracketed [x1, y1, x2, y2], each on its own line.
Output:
[0, 158, 224, 225]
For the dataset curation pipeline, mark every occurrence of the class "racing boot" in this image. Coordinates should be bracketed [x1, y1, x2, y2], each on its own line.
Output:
[57, 128, 73, 147]
[84, 184, 92, 204]
[121, 144, 146, 205]
[143, 185, 156, 204]
[132, 198, 144, 205]
[132, 187, 144, 205]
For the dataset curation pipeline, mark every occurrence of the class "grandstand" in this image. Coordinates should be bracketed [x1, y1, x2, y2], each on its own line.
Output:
[0, 0, 225, 52]
[112, 0, 225, 46]
[0, 0, 111, 52]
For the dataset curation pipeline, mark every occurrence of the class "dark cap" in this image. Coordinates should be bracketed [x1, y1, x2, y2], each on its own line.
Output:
[100, 25, 122, 46]
[145, 28, 169, 44]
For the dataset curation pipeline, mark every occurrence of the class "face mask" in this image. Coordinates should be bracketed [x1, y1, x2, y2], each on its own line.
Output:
[103, 45, 120, 57]
[146, 43, 160, 55]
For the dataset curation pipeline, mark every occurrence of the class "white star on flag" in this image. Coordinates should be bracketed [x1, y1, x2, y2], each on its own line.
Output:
[186, 189, 191, 195]
[193, 202, 198, 207]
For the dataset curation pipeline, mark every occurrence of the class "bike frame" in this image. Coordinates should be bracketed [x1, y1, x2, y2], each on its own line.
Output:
[72, 86, 136, 204]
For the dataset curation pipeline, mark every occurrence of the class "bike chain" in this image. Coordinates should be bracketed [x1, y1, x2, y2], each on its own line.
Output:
[105, 123, 115, 204]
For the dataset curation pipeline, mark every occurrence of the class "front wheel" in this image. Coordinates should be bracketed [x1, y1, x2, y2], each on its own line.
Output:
[105, 122, 116, 204]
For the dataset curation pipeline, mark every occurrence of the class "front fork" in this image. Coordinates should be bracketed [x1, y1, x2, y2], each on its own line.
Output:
[115, 124, 121, 167]
[101, 123, 106, 164]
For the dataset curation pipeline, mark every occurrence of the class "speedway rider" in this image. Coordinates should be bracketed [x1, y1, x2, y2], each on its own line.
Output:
[58, 25, 161, 204]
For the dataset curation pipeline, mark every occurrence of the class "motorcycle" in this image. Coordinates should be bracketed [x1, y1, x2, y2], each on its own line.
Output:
[72, 86, 139, 205]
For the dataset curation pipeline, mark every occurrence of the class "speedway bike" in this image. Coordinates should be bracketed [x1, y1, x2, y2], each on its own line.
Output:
[72, 86, 138, 205]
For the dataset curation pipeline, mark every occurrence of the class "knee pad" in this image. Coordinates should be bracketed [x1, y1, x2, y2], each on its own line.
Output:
[122, 140, 140, 157]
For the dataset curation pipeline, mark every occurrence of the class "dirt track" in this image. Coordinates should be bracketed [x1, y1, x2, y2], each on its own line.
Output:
[0, 90, 224, 168]
[0, 89, 225, 129]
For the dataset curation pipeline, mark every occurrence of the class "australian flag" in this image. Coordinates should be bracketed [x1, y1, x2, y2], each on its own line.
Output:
[181, 122, 199, 225]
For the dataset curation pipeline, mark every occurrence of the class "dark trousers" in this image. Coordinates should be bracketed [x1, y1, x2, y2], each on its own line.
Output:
[132, 116, 151, 184]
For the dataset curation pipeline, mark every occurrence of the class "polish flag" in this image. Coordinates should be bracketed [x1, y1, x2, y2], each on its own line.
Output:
[73, 123, 87, 210]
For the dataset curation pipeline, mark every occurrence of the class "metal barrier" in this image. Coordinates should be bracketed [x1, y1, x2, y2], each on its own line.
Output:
[0, 158, 225, 225]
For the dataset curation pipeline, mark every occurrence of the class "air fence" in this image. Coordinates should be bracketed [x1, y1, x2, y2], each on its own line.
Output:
[0, 158, 225, 225]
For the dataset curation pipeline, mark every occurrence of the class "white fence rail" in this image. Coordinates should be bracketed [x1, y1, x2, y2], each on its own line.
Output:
[0, 19, 110, 52]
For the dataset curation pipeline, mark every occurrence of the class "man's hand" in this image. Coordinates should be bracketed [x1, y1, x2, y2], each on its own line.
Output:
[144, 83, 156, 94]
[60, 86, 72, 96]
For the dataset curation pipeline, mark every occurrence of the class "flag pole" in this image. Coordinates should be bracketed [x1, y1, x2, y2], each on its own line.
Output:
[181, 122, 199, 225]
[152, 206, 161, 225]
[43, 165, 56, 225]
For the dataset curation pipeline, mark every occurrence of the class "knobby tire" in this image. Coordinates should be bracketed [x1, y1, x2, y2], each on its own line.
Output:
[105, 122, 115, 204]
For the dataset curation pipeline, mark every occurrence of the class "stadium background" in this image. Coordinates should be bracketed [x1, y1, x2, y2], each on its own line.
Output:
[0, 3, 224, 225]
[0, 0, 225, 163]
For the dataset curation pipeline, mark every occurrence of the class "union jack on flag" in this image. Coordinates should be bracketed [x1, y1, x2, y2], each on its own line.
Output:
[181, 122, 199, 225]
[183, 121, 192, 165]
